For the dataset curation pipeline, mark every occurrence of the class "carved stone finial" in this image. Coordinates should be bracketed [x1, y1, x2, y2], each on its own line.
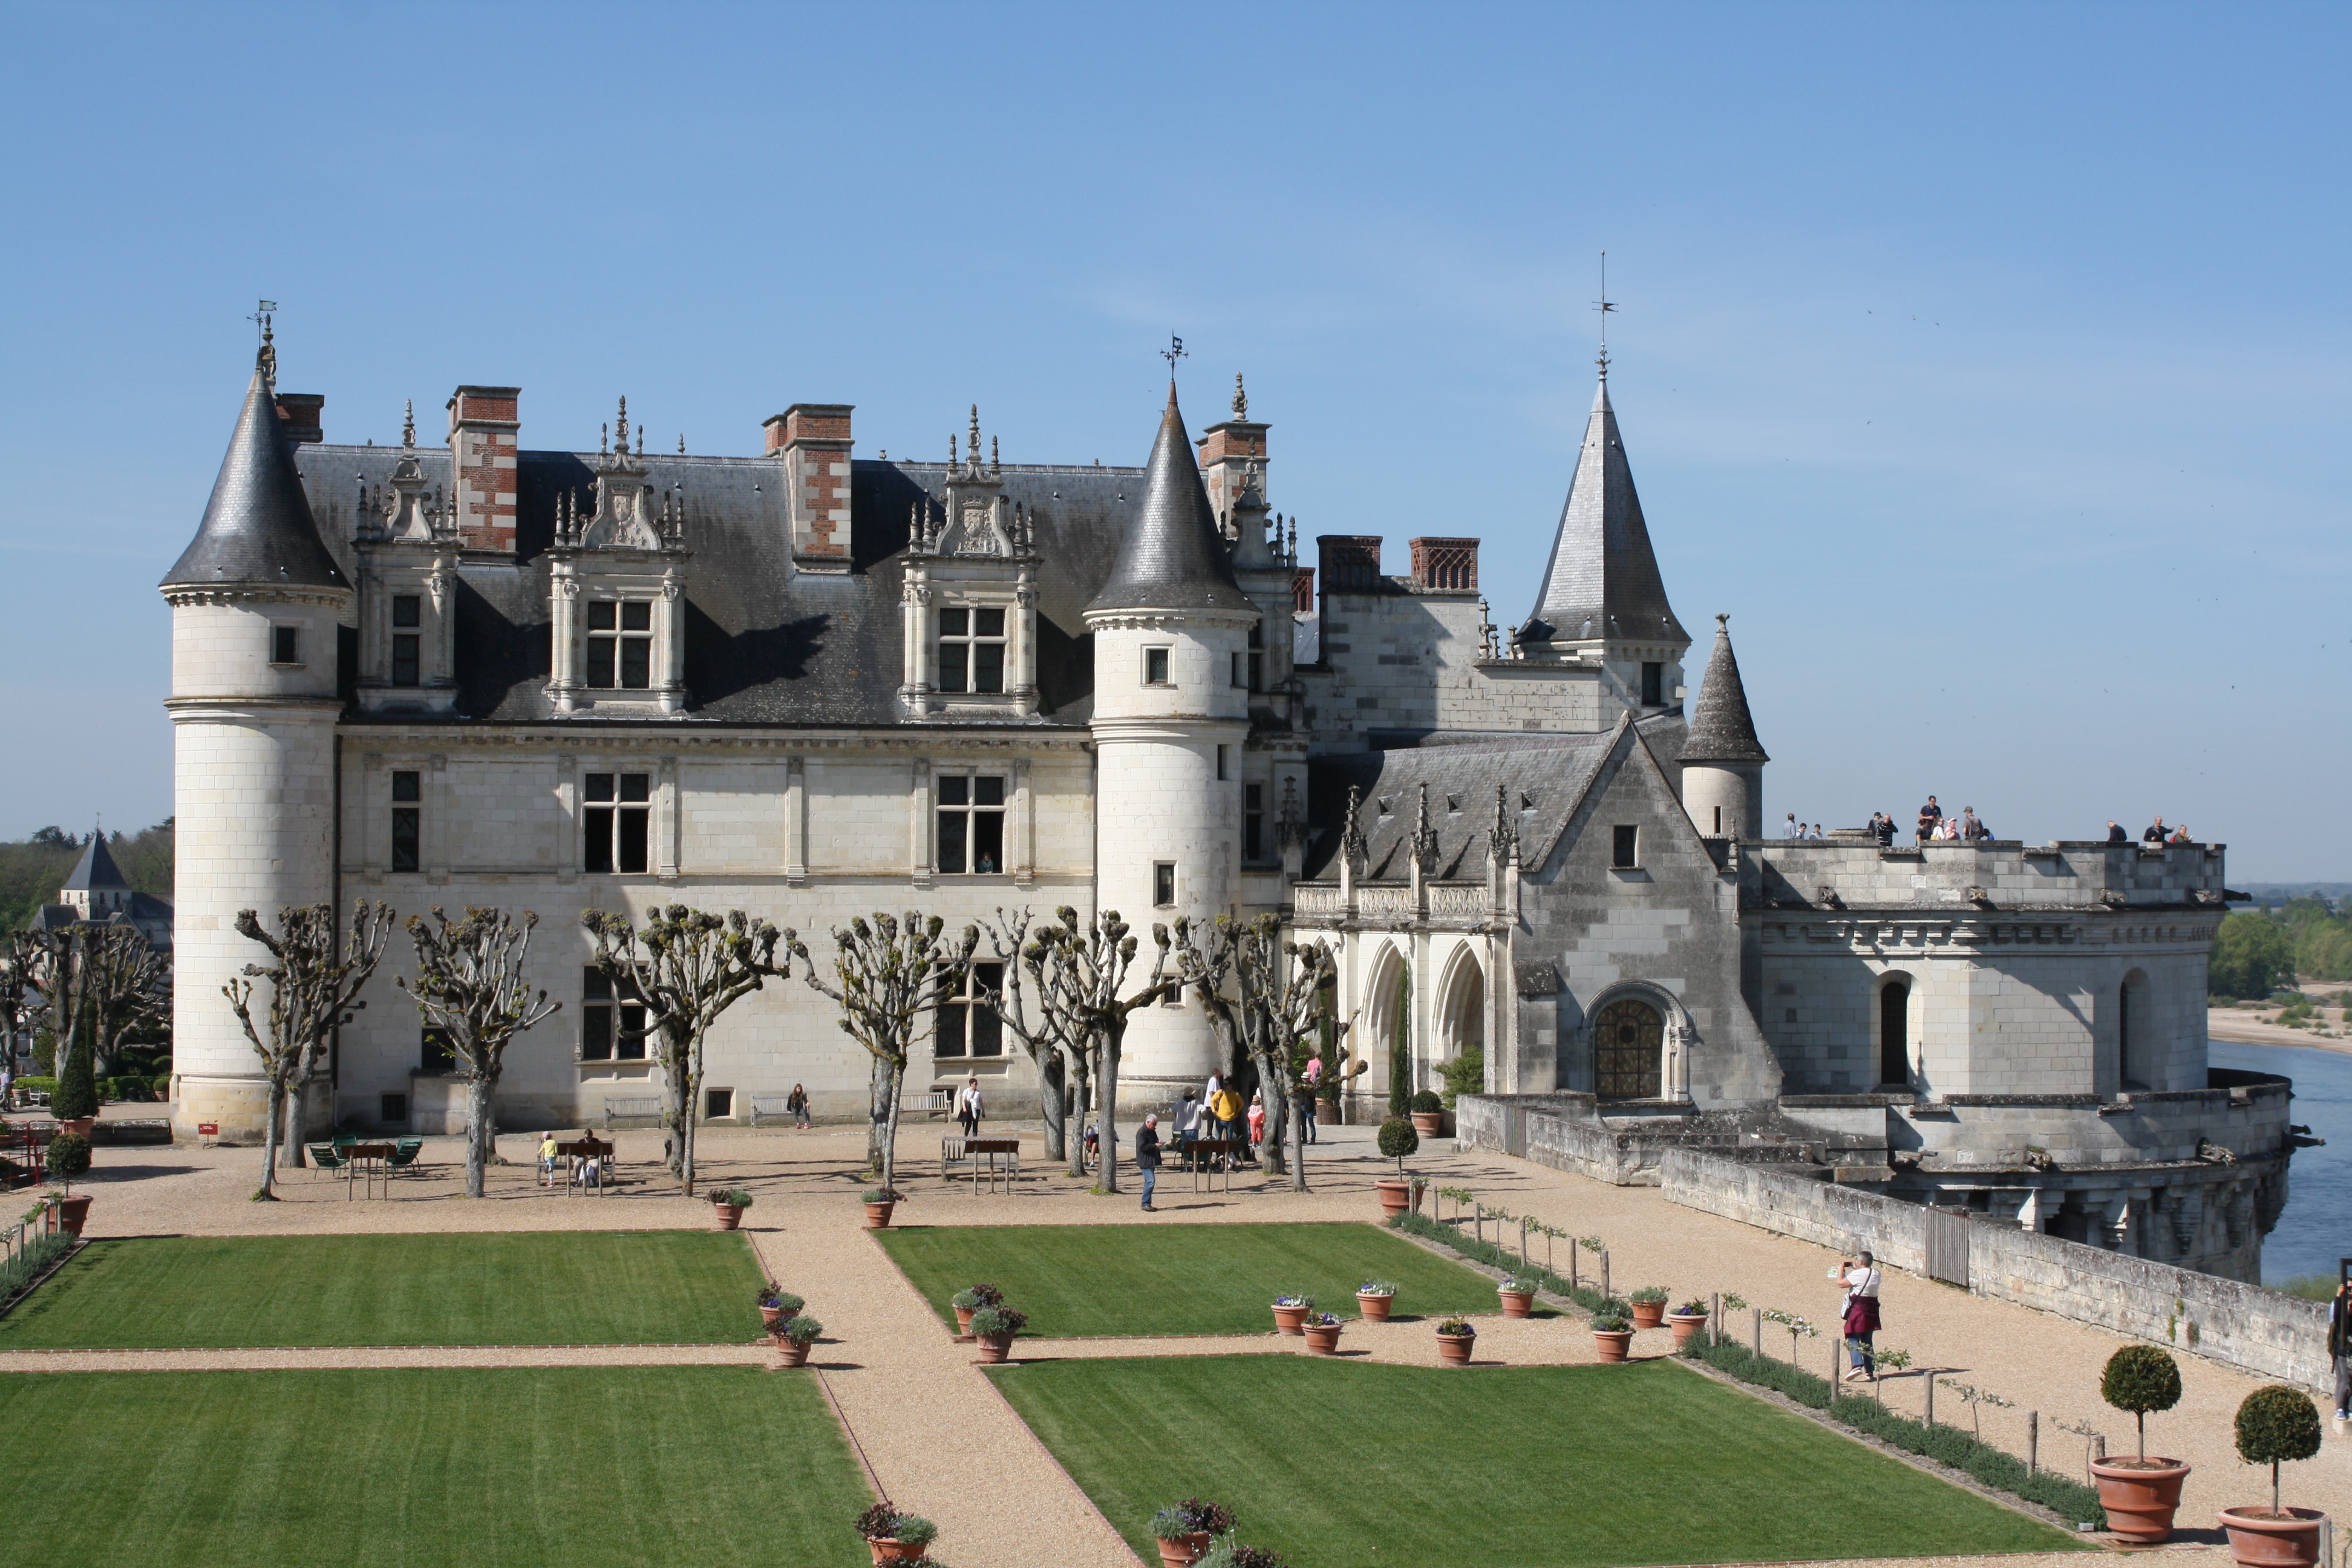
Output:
[1233, 371, 1247, 419]
[616, 396, 629, 456]
[401, 399, 415, 449]
[678, 434, 686, 455]
[1341, 784, 1368, 867]
[600, 423, 609, 456]
[1487, 783, 1520, 866]
[1411, 783, 1440, 872]
[990, 434, 1000, 475]
[967, 404, 981, 466]
[1277, 778, 1304, 849]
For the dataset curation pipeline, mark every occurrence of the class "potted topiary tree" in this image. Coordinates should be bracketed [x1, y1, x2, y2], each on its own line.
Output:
[1356, 1279, 1398, 1322]
[757, 1285, 804, 1332]
[863, 1186, 900, 1229]
[1627, 1284, 1670, 1330]
[1667, 1297, 1710, 1348]
[44, 1133, 91, 1236]
[1302, 1310, 1344, 1355]
[1590, 1299, 1635, 1363]
[1374, 1117, 1417, 1217]
[710, 1187, 753, 1230]
[1435, 1316, 1475, 1365]
[2091, 1344, 2190, 1541]
[969, 1304, 1027, 1364]
[1149, 1498, 1234, 1568]
[770, 1313, 823, 1367]
[1270, 1292, 1313, 1335]
[2217, 1385, 2326, 1567]
[855, 1503, 938, 1564]
[950, 1282, 1002, 1339]
[1408, 1088, 1445, 1139]
[1495, 1275, 1537, 1319]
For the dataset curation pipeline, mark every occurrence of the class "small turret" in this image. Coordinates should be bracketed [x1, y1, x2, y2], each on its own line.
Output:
[1681, 614, 1768, 840]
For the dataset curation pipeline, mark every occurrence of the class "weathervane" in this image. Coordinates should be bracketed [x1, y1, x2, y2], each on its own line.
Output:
[1161, 334, 1187, 375]
[1592, 252, 1615, 378]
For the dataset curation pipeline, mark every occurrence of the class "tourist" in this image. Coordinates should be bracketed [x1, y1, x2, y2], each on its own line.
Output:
[581, 1148, 602, 1189]
[1247, 1091, 1266, 1155]
[1785, 813, 1800, 838]
[2169, 823, 2192, 844]
[2143, 816, 2167, 843]
[539, 1131, 560, 1187]
[787, 1082, 811, 1129]
[1916, 797, 1942, 843]
[2106, 821, 2128, 844]
[956, 1076, 984, 1137]
[1959, 806, 1981, 840]
[1175, 1087, 1201, 1165]
[1210, 1079, 1242, 1143]
[2328, 1276, 2350, 1422]
[1829, 1250, 1883, 1380]
[1135, 1113, 1162, 1212]
[1299, 1055, 1322, 1145]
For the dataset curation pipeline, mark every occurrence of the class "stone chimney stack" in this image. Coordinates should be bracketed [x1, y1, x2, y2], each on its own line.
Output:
[445, 385, 521, 552]
[1408, 537, 1479, 592]
[764, 403, 854, 573]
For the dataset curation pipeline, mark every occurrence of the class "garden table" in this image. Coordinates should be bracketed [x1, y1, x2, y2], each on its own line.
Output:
[342, 1142, 394, 1200]
[1187, 1138, 1238, 1192]
[962, 1137, 1020, 1194]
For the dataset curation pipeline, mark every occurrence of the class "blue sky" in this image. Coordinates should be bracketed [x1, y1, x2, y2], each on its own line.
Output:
[1, 2, 2344, 878]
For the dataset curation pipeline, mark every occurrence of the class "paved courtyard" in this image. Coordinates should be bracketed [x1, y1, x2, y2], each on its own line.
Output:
[14, 1106, 2342, 1568]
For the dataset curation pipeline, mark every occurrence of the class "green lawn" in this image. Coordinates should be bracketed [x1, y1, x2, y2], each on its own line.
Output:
[0, 1367, 871, 1567]
[991, 1356, 2087, 1568]
[876, 1221, 1520, 1336]
[0, 1232, 764, 1348]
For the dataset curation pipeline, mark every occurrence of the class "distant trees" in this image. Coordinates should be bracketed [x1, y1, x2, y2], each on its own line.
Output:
[0, 822, 172, 934]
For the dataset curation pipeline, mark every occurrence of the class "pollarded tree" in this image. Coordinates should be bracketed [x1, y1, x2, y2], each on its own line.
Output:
[76, 921, 170, 1077]
[1047, 909, 1179, 1195]
[0, 932, 54, 1081]
[1248, 934, 1358, 1191]
[794, 911, 976, 1194]
[223, 901, 397, 1200]
[977, 907, 1075, 1164]
[583, 906, 791, 1197]
[397, 907, 564, 1198]
[1171, 914, 1289, 1179]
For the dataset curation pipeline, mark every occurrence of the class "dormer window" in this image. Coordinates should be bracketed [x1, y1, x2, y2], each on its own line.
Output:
[588, 601, 652, 690]
[391, 595, 422, 687]
[938, 607, 1005, 694]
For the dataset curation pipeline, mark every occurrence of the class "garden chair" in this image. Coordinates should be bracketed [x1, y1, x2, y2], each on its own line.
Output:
[385, 1138, 424, 1177]
[307, 1143, 349, 1175]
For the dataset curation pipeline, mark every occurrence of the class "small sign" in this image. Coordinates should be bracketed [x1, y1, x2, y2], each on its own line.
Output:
[198, 1123, 218, 1142]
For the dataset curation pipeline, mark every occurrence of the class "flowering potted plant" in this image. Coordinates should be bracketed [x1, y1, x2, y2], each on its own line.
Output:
[1270, 1292, 1313, 1336]
[863, 1187, 900, 1229]
[856, 1503, 939, 1565]
[1666, 1297, 1710, 1348]
[969, 1304, 1027, 1364]
[1408, 1088, 1445, 1139]
[1198, 1535, 1289, 1568]
[757, 1285, 805, 1331]
[2217, 1385, 2325, 1567]
[1495, 1275, 1537, 1319]
[1149, 1498, 1235, 1568]
[1374, 1118, 1417, 1217]
[2091, 1345, 2190, 1542]
[1627, 1284, 1670, 1329]
[1302, 1310, 1344, 1355]
[709, 1187, 753, 1230]
[771, 1313, 823, 1367]
[1590, 1299, 1635, 1363]
[1435, 1316, 1475, 1365]
[44, 1134, 91, 1236]
[950, 1282, 1002, 1339]
[1355, 1279, 1398, 1322]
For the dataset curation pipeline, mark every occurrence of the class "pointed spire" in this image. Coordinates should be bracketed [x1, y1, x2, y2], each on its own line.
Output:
[1520, 372, 1685, 648]
[1682, 613, 1769, 765]
[160, 358, 348, 590]
[990, 434, 1000, 475]
[60, 832, 129, 893]
[1084, 384, 1253, 616]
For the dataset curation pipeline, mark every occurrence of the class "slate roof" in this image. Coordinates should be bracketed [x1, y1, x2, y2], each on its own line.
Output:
[60, 835, 129, 892]
[163, 360, 350, 591]
[1303, 728, 1623, 880]
[293, 438, 1160, 727]
[1085, 386, 1255, 616]
[1520, 375, 1686, 647]
[1682, 615, 1768, 765]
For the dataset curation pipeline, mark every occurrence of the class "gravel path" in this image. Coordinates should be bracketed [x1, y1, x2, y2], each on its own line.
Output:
[16, 1112, 2341, 1568]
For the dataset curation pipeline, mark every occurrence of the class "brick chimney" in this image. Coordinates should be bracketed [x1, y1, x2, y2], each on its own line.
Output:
[1316, 535, 1383, 594]
[273, 393, 324, 445]
[1408, 537, 1479, 592]
[1196, 376, 1269, 526]
[763, 403, 854, 572]
[446, 386, 521, 552]
[1291, 567, 1315, 615]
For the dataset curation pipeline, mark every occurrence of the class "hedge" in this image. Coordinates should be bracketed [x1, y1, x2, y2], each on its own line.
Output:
[0, 1232, 74, 1306]
[1686, 1337, 2106, 1529]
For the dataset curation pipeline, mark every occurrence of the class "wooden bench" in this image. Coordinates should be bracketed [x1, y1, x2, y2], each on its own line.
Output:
[553, 1137, 616, 1195]
[602, 1097, 662, 1130]
[942, 1135, 1021, 1192]
[918, 1089, 951, 1120]
[748, 1094, 797, 1127]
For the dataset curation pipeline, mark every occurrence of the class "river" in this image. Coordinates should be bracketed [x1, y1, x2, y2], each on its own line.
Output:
[2210, 1039, 2351, 1286]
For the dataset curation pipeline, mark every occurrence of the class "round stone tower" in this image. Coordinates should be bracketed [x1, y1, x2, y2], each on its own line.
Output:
[158, 350, 352, 1142]
[1681, 613, 1768, 840]
[1084, 383, 1260, 1106]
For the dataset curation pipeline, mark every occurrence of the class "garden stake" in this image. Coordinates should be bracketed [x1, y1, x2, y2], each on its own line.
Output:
[1519, 1217, 1530, 1269]
[1569, 1243, 1579, 1292]
[1753, 1307, 1763, 1359]
[1710, 1291, 1721, 1347]
[1828, 1329, 1839, 1386]
[1601, 1250, 1611, 1302]
[2026, 1410, 2037, 1475]
[1925, 1374, 1934, 1428]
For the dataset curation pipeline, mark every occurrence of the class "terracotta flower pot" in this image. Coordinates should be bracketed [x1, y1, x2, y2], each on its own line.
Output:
[1592, 1328, 1634, 1363]
[864, 1201, 895, 1229]
[953, 1303, 975, 1337]
[2091, 1457, 2191, 1543]
[975, 1331, 1014, 1365]
[1357, 1292, 1394, 1322]
[1630, 1299, 1665, 1329]
[1436, 1330, 1474, 1365]
[771, 1336, 811, 1367]
[759, 1305, 783, 1331]
[54, 1195, 90, 1238]
[2217, 1508, 2327, 1568]
[1497, 1289, 1534, 1319]
[1314, 1099, 1338, 1123]
[1410, 1111, 1443, 1138]
[1272, 1303, 1309, 1335]
[712, 1203, 743, 1231]
[866, 1537, 926, 1564]
[1304, 1322, 1343, 1355]
[1667, 1311, 1708, 1348]
[1374, 1178, 1412, 1218]
[57, 1119, 94, 1138]
[1155, 1532, 1212, 1567]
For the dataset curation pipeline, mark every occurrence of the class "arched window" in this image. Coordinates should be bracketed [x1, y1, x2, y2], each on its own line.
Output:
[1594, 998, 1663, 1100]
[1878, 979, 1910, 1088]
[2118, 970, 2149, 1090]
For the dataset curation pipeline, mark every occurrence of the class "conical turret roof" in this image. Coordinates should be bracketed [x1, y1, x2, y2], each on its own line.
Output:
[60, 834, 129, 892]
[1682, 614, 1768, 765]
[161, 356, 348, 590]
[1521, 376, 1685, 645]
[1085, 385, 1254, 616]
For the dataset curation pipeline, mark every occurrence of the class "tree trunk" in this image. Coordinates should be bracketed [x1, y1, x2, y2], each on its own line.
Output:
[1064, 1045, 1092, 1179]
[1289, 1095, 1310, 1192]
[660, 1031, 690, 1181]
[257, 1074, 287, 1199]
[1258, 1067, 1290, 1177]
[866, 1055, 892, 1178]
[880, 1056, 906, 1194]
[281, 1073, 308, 1168]
[1098, 1034, 1122, 1194]
[1036, 1050, 1067, 1163]
[465, 1076, 494, 1198]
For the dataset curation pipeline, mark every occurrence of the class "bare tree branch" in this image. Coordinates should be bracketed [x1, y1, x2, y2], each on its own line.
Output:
[397, 907, 563, 1197]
